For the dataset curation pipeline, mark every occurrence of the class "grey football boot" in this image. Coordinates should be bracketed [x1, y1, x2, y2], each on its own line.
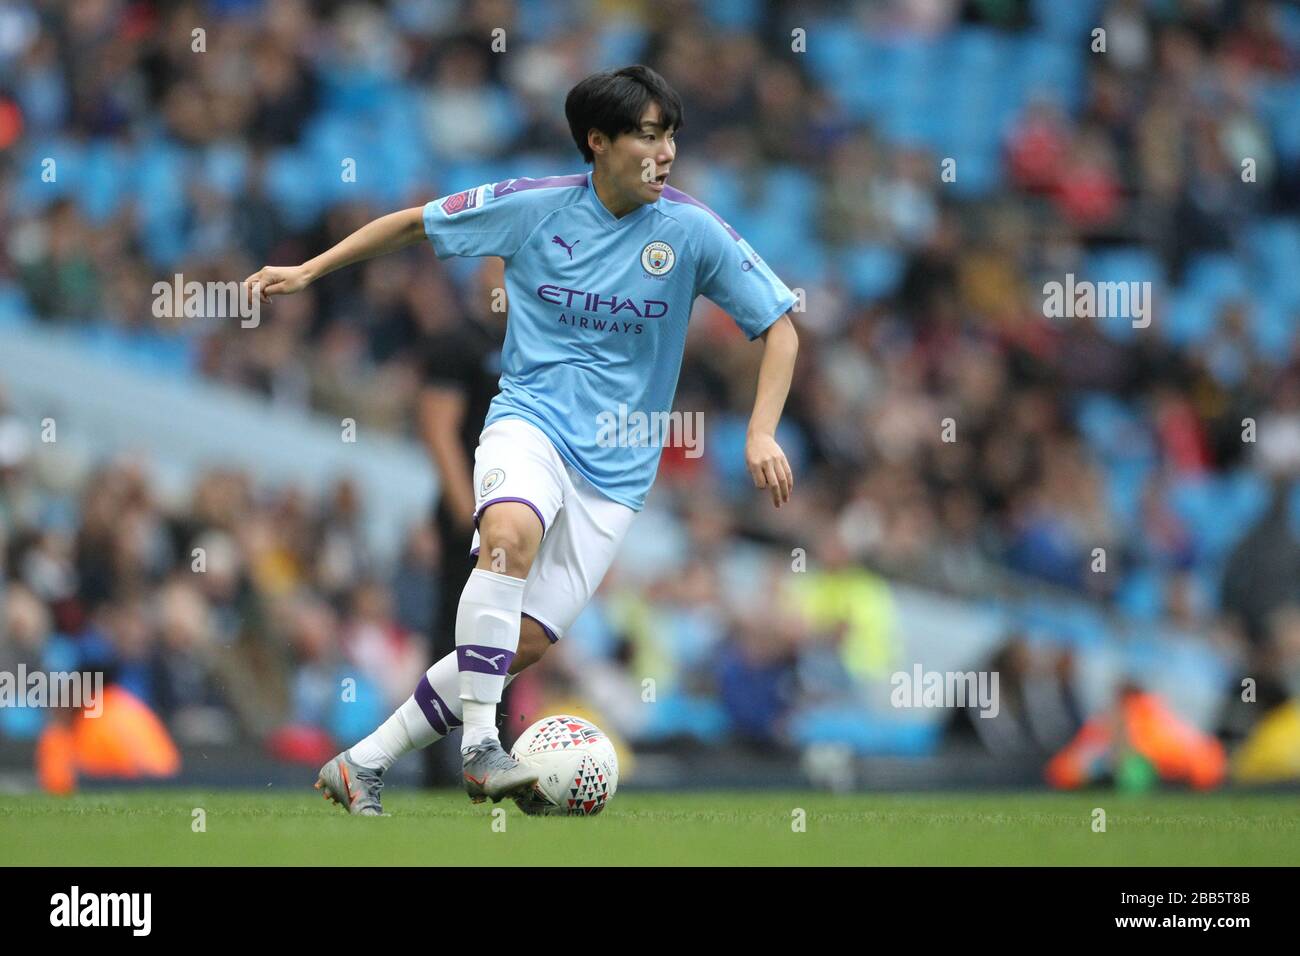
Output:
[315, 750, 385, 816]
[462, 739, 539, 804]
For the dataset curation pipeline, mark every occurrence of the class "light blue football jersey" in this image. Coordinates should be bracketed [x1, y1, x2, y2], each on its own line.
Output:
[423, 171, 796, 510]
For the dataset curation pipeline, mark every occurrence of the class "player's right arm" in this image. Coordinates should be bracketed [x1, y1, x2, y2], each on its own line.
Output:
[243, 207, 425, 302]
[244, 180, 553, 301]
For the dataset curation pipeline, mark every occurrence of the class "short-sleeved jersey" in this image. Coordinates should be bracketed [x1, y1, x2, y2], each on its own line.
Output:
[423, 172, 796, 510]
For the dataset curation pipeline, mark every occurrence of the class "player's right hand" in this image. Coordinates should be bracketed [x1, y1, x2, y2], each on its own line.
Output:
[243, 264, 312, 303]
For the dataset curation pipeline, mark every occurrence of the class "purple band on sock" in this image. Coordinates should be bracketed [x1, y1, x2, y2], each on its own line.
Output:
[522, 611, 560, 644]
[458, 644, 516, 675]
[414, 674, 461, 735]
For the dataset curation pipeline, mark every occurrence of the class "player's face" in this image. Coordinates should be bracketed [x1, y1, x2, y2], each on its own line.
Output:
[596, 102, 676, 211]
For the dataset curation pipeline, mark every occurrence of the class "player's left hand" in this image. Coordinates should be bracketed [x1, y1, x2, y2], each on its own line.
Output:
[746, 431, 793, 508]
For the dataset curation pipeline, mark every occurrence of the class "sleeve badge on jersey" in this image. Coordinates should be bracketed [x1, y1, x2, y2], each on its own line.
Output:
[441, 188, 480, 215]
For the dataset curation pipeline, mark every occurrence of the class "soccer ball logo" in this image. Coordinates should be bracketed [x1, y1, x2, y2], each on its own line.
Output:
[640, 240, 675, 276]
[510, 715, 619, 816]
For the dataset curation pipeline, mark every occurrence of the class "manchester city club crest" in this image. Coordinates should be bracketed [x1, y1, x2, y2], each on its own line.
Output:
[480, 468, 505, 496]
[640, 240, 675, 276]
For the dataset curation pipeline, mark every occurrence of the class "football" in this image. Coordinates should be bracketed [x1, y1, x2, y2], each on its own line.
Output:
[510, 715, 619, 816]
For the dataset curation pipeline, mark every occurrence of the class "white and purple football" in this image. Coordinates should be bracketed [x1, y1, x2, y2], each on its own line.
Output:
[510, 715, 619, 816]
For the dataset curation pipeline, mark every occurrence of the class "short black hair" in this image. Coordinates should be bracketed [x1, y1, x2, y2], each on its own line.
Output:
[564, 65, 684, 163]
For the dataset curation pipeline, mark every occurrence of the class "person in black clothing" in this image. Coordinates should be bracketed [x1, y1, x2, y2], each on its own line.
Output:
[1221, 476, 1300, 714]
[417, 257, 507, 784]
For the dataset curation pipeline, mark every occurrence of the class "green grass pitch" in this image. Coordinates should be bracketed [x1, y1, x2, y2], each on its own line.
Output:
[2, 790, 1297, 866]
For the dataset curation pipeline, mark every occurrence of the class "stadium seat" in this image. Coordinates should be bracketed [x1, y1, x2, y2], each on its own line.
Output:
[1167, 471, 1270, 560]
[790, 706, 942, 757]
[840, 244, 904, 301]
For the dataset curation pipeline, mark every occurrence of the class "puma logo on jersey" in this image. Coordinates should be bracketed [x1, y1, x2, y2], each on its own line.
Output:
[552, 235, 579, 259]
[465, 649, 506, 670]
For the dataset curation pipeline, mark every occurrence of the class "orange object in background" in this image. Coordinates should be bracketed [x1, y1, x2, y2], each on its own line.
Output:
[35, 686, 181, 795]
[1046, 689, 1226, 790]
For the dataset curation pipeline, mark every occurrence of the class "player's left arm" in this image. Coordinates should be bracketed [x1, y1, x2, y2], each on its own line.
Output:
[693, 213, 801, 509]
[746, 313, 798, 508]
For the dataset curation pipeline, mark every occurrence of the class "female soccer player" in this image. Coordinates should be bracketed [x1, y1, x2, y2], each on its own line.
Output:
[244, 65, 798, 813]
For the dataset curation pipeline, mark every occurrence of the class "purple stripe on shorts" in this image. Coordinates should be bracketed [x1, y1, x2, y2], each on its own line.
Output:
[475, 497, 546, 536]
[413, 675, 461, 734]
[522, 612, 560, 644]
[458, 644, 516, 675]
[493, 174, 588, 198]
[661, 185, 740, 240]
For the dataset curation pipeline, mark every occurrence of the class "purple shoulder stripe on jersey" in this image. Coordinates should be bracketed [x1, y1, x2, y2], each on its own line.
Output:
[660, 185, 740, 240]
[493, 174, 588, 198]
[522, 612, 560, 645]
[414, 674, 461, 735]
[458, 645, 516, 675]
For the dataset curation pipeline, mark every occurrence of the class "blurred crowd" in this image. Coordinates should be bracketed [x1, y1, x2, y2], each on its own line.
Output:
[3, 0, 1300, 784]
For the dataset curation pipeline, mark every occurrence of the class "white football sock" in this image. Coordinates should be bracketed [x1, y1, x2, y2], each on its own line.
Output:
[456, 568, 526, 749]
[348, 649, 517, 771]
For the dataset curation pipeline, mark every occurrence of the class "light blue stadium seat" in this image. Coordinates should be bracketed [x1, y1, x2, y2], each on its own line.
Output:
[1168, 471, 1270, 560]
[804, 19, 868, 88]
[1083, 247, 1166, 342]
[1117, 567, 1166, 621]
[80, 140, 133, 222]
[197, 142, 249, 198]
[1051, 602, 1112, 649]
[762, 167, 817, 224]
[75, 325, 193, 378]
[1034, 0, 1105, 39]
[1264, 78, 1300, 161]
[438, 159, 498, 194]
[698, 0, 761, 29]
[1164, 287, 1217, 347]
[639, 694, 731, 742]
[945, 148, 1002, 197]
[595, 20, 648, 69]
[1246, 217, 1300, 304]
[953, 27, 1008, 72]
[789, 707, 941, 756]
[1249, 293, 1294, 358]
[264, 146, 323, 231]
[0, 282, 30, 328]
[1074, 392, 1123, 442]
[840, 244, 904, 301]
[1085, 247, 1166, 289]
[1185, 252, 1247, 301]
[1074, 392, 1155, 464]
[12, 135, 84, 212]
[1290, 480, 1300, 538]
[1105, 459, 1155, 527]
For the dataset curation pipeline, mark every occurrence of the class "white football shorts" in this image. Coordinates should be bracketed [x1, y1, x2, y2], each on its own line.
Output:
[467, 416, 637, 643]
